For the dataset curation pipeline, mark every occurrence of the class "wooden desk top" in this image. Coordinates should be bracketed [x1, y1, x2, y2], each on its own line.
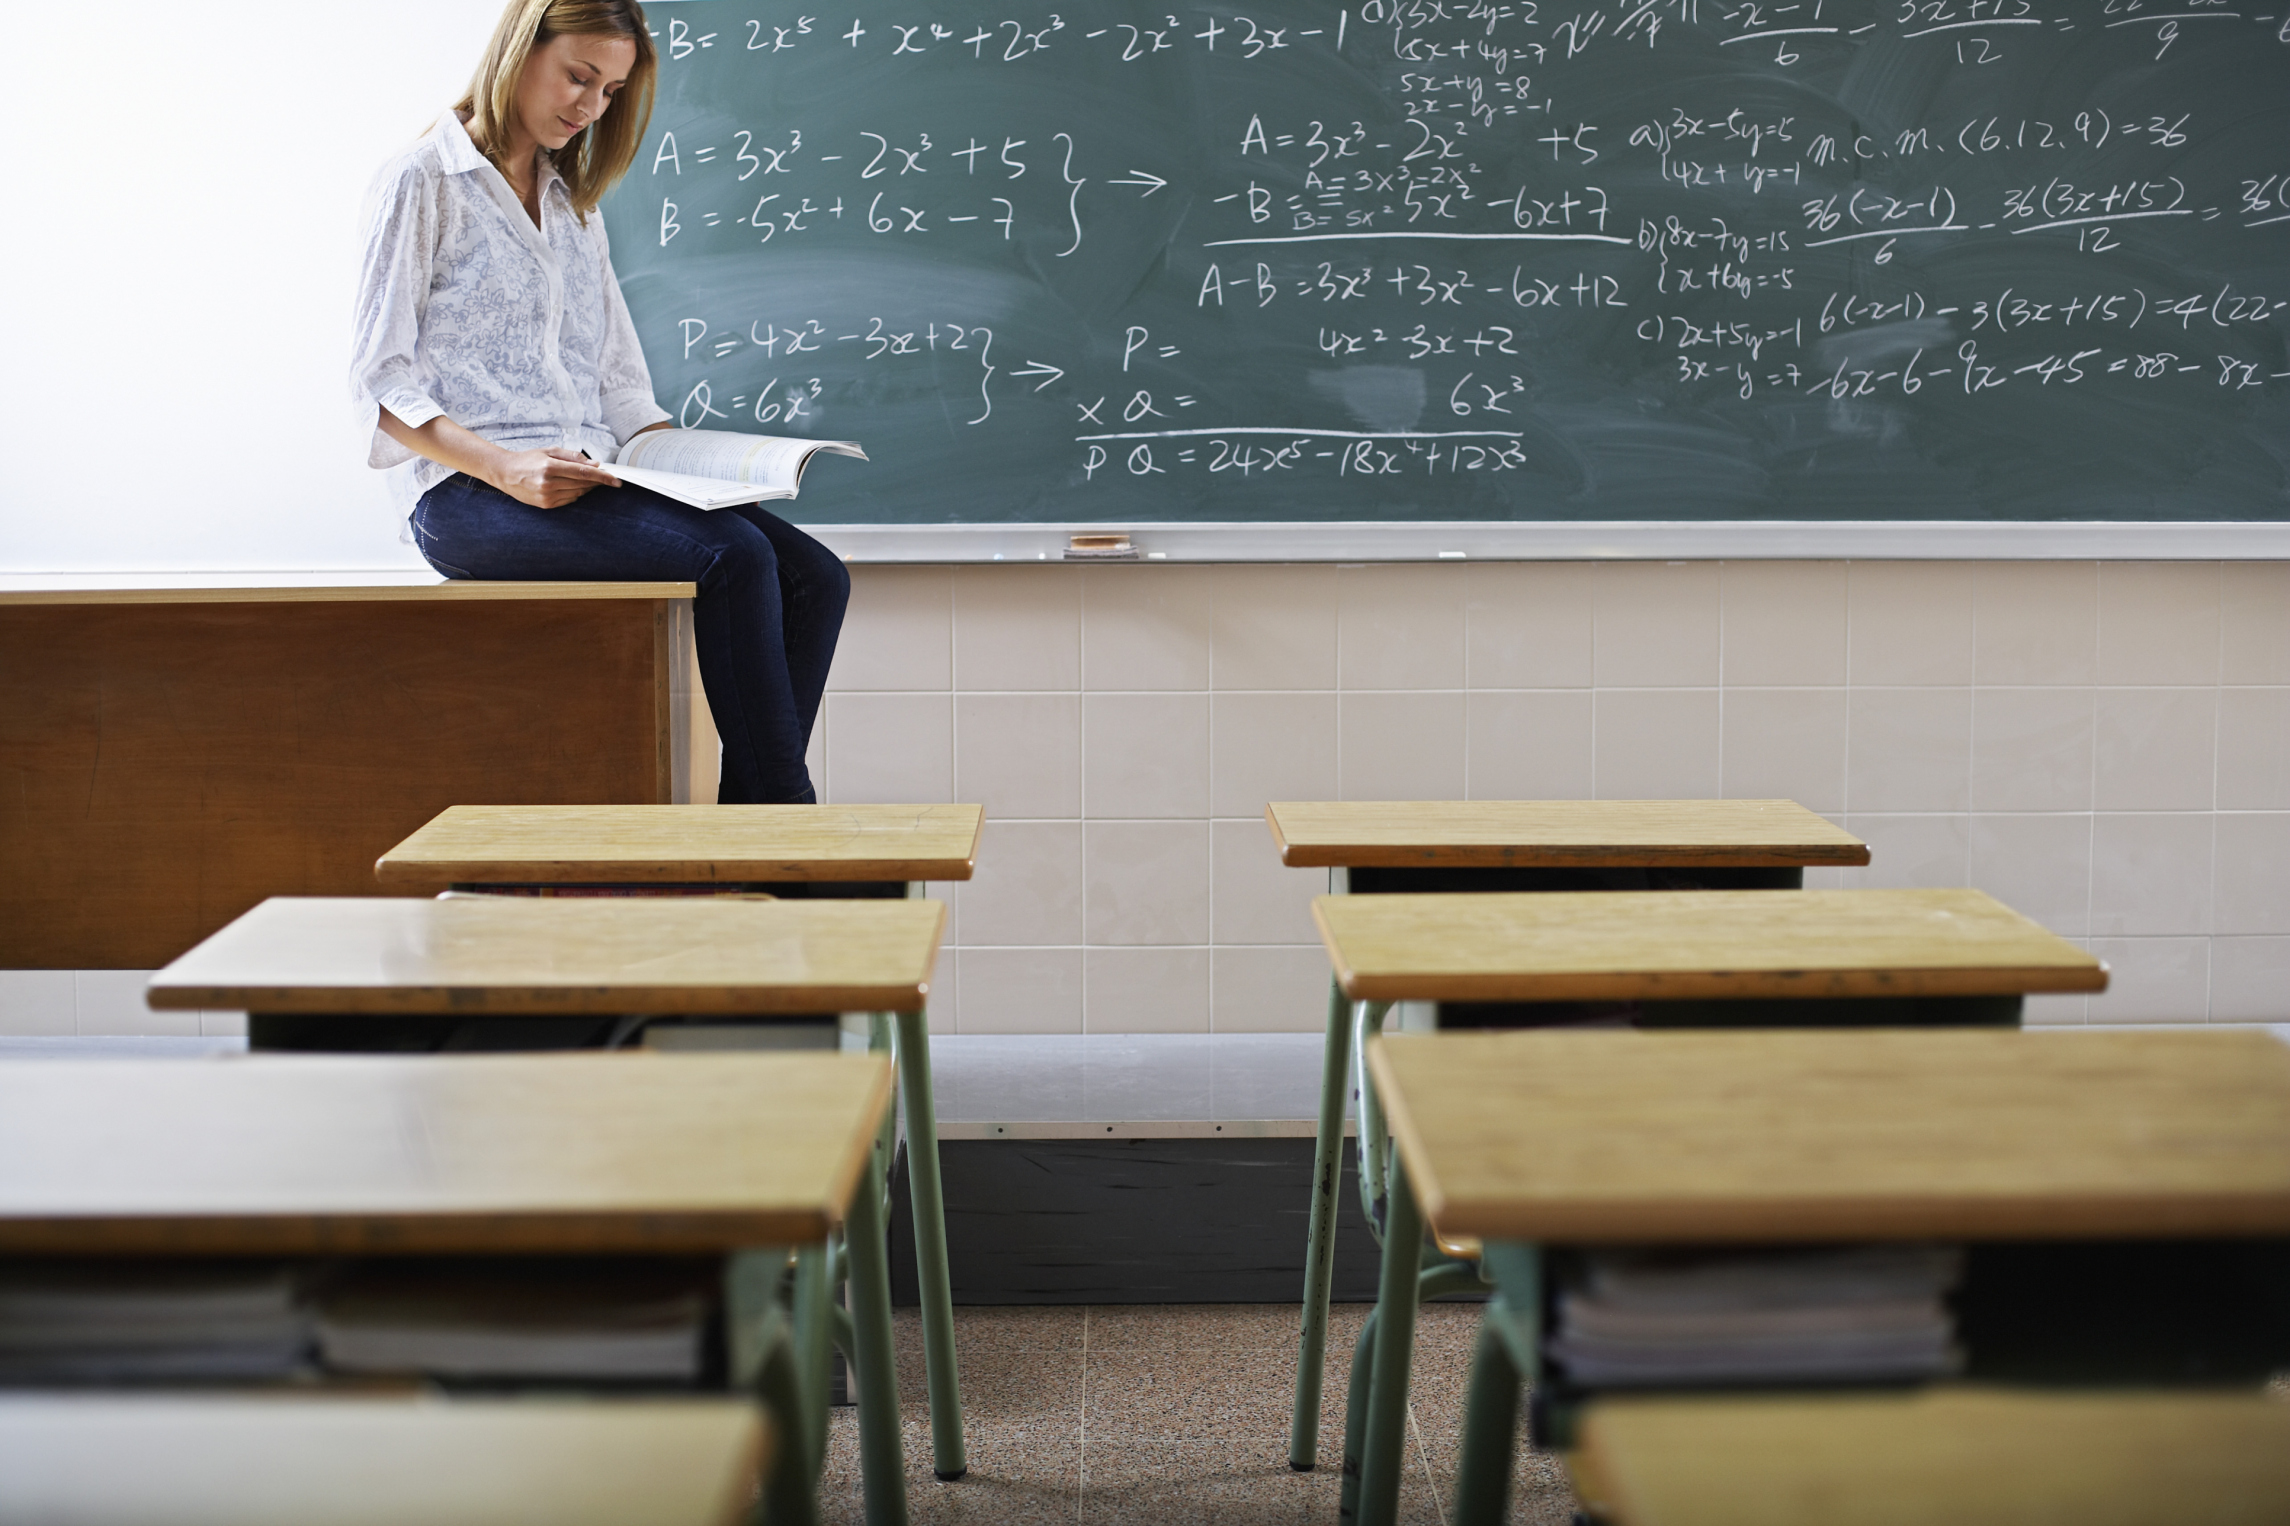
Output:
[1572, 1388, 2290, 1526]
[376, 803, 986, 886]
[148, 895, 946, 1015]
[1314, 888, 2106, 1003]
[1265, 800, 1868, 869]
[0, 1051, 891, 1253]
[0, 575, 695, 606]
[0, 1394, 765, 1526]
[1367, 1028, 2290, 1243]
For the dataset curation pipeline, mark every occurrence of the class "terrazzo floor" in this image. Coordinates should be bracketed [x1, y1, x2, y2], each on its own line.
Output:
[817, 1302, 1575, 1525]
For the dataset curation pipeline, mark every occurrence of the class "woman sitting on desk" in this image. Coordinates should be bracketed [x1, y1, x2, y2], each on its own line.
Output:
[350, 0, 846, 805]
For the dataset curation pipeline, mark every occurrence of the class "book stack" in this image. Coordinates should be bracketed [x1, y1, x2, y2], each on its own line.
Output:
[0, 1261, 311, 1382]
[1546, 1245, 1963, 1387]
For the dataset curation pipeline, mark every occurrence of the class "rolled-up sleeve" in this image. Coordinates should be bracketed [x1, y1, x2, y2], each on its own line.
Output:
[592, 218, 672, 444]
[348, 161, 446, 468]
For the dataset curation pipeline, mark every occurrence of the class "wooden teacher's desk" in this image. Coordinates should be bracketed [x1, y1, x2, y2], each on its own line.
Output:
[1268, 797, 1870, 1472]
[1369, 1029, 2290, 1526]
[0, 1394, 770, 1526]
[372, 801, 983, 1484]
[0, 576, 696, 970]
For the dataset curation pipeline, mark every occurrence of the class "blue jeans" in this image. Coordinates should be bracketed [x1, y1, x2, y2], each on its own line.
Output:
[412, 474, 849, 804]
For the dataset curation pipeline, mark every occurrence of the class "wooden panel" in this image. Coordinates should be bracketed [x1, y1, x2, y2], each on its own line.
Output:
[0, 1051, 892, 1253]
[0, 599, 679, 969]
[0, 1394, 764, 1526]
[1314, 889, 2106, 1003]
[1266, 799, 1868, 868]
[1367, 1029, 2290, 1243]
[0, 578, 695, 605]
[1573, 1388, 2290, 1526]
[377, 803, 987, 887]
[147, 896, 947, 1016]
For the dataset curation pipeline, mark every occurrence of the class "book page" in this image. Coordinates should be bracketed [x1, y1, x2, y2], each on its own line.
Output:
[614, 429, 865, 494]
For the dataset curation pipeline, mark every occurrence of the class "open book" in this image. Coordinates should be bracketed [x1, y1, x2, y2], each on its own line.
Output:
[603, 428, 866, 510]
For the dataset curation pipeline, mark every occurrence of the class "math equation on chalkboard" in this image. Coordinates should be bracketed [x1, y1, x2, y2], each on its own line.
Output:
[601, 1, 2290, 523]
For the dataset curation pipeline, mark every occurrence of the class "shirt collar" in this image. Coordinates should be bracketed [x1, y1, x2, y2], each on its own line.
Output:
[433, 110, 493, 176]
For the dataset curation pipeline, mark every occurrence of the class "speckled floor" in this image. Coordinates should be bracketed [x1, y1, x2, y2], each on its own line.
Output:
[817, 1303, 1576, 1525]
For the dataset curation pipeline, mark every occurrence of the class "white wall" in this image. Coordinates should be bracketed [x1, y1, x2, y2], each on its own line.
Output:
[1, 1, 492, 570]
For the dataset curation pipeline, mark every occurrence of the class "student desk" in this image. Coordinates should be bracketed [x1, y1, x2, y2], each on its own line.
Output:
[146, 893, 943, 1526]
[1569, 1388, 2290, 1526]
[1267, 798, 1870, 1471]
[1366, 1028, 2290, 1526]
[1315, 888, 2109, 1526]
[0, 1048, 895, 1526]
[371, 801, 982, 1481]
[0, 1394, 769, 1526]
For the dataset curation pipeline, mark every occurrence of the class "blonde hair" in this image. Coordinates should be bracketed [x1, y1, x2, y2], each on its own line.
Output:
[456, 0, 656, 218]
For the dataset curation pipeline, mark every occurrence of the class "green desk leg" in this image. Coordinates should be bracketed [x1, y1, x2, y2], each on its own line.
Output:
[1288, 973, 1354, 1471]
[791, 1245, 833, 1479]
[1352, 1162, 1425, 1526]
[893, 1004, 967, 1480]
[845, 1110, 910, 1526]
[1453, 1244, 1541, 1526]
[723, 1252, 820, 1526]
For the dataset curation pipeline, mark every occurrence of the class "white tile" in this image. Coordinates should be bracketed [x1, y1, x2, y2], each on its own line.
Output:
[2022, 993, 2088, 1027]
[1721, 562, 1848, 687]
[1084, 694, 1209, 819]
[1466, 691, 1594, 800]
[1340, 692, 1468, 800]
[201, 1011, 250, 1039]
[76, 971, 195, 1037]
[1840, 815, 1970, 889]
[1803, 866, 1847, 889]
[953, 821, 1082, 946]
[0, 971, 74, 1036]
[1084, 947, 1211, 1033]
[1211, 692, 1339, 818]
[1081, 565, 1212, 690]
[1212, 565, 1338, 690]
[1970, 689, 2094, 813]
[1593, 690, 1721, 799]
[1973, 562, 2097, 686]
[956, 948, 1083, 1034]
[924, 947, 957, 1037]
[954, 693, 1080, 820]
[2089, 814, 2213, 937]
[2214, 812, 2290, 936]
[2217, 689, 2290, 811]
[828, 566, 951, 691]
[2085, 938, 2209, 1025]
[1211, 819, 1324, 944]
[1085, 821, 1210, 945]
[1465, 563, 1594, 689]
[823, 693, 952, 805]
[805, 719, 826, 802]
[1968, 814, 2092, 938]
[2221, 563, 2290, 684]
[926, 881, 959, 950]
[1846, 688, 1972, 813]
[2092, 688, 2215, 812]
[1594, 563, 1722, 687]
[952, 565, 1081, 690]
[1848, 563, 1975, 686]
[1212, 946, 1336, 1034]
[2096, 563, 2220, 686]
[1337, 565, 1467, 690]
[2211, 938, 2290, 1022]
[1721, 689, 1848, 813]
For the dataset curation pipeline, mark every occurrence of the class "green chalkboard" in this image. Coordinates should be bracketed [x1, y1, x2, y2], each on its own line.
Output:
[601, 2, 2290, 523]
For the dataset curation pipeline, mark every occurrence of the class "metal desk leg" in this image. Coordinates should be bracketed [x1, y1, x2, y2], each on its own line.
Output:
[1289, 972, 1354, 1471]
[892, 1004, 967, 1480]
[1352, 1162, 1425, 1526]
[1454, 1242, 1543, 1526]
[845, 1115, 910, 1526]
[790, 1245, 834, 1479]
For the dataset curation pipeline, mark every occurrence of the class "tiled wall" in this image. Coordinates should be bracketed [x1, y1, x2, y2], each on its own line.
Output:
[813, 559, 2290, 1034]
[4, 558, 2281, 1037]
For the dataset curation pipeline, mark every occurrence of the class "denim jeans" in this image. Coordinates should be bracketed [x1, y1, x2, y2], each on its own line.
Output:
[412, 473, 849, 804]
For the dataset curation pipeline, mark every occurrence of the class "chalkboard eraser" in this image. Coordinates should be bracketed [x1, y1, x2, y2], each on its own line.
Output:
[1065, 533, 1141, 561]
[1437, 550, 1467, 560]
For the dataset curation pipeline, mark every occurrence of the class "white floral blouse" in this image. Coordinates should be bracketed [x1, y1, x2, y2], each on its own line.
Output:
[348, 112, 670, 508]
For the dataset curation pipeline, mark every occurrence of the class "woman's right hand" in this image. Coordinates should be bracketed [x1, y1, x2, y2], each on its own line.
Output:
[490, 446, 623, 508]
